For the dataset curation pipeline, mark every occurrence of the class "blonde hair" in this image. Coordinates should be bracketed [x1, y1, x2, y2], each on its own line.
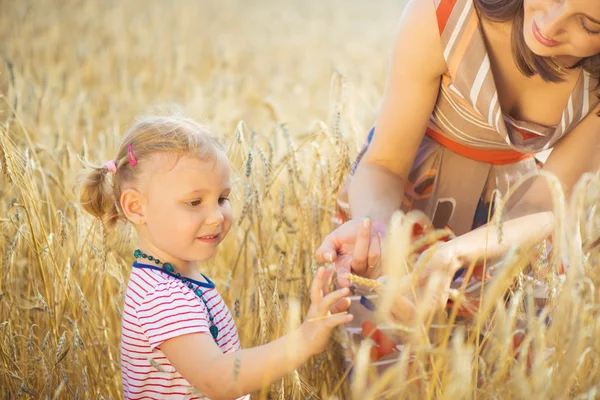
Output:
[79, 114, 224, 230]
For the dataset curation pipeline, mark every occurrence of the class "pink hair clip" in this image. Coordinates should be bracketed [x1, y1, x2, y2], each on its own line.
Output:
[105, 160, 117, 174]
[127, 144, 137, 166]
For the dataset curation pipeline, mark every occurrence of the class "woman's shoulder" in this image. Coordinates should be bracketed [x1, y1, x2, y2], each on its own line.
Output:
[390, 0, 448, 75]
[403, 0, 475, 33]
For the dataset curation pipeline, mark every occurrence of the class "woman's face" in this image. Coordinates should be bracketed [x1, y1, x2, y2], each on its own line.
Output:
[523, 0, 600, 59]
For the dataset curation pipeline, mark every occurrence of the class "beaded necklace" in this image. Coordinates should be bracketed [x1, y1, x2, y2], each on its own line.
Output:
[132, 249, 219, 341]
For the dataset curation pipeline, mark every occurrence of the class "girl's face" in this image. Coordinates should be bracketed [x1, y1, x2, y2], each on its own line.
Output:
[523, 0, 600, 59]
[141, 150, 233, 265]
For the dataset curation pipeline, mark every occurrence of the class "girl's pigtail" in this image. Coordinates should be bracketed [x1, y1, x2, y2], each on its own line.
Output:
[78, 161, 121, 230]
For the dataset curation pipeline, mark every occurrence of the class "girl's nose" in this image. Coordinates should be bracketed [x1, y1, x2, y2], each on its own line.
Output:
[205, 206, 225, 225]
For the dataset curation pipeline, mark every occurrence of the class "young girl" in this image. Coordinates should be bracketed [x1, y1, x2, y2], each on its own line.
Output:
[79, 114, 353, 399]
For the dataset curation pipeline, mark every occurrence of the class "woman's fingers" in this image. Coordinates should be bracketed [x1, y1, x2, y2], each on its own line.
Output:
[351, 217, 372, 274]
[366, 231, 382, 279]
[389, 295, 418, 325]
[314, 236, 338, 263]
[434, 274, 452, 309]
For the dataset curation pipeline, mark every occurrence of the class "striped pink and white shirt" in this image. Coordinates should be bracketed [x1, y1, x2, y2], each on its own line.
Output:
[121, 265, 248, 399]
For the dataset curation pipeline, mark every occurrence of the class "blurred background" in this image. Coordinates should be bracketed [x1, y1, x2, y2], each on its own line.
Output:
[1, 0, 406, 142]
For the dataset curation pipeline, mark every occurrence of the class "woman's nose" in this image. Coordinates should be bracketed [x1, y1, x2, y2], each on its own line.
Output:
[538, 3, 569, 38]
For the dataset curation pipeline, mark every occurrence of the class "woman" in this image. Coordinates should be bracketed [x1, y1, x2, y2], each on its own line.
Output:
[315, 0, 600, 367]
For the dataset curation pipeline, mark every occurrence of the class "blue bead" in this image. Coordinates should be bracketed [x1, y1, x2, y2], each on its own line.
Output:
[175, 273, 181, 278]
[360, 296, 376, 312]
[163, 263, 175, 273]
[210, 325, 219, 339]
[195, 289, 203, 297]
[154, 259, 160, 264]
[141, 253, 147, 258]
[148, 256, 153, 261]
[134, 249, 142, 258]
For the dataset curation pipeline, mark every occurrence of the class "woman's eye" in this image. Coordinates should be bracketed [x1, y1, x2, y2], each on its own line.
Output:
[580, 18, 600, 35]
[187, 200, 202, 207]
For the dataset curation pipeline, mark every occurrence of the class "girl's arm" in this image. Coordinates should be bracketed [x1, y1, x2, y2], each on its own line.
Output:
[348, 0, 447, 224]
[161, 330, 311, 400]
[160, 267, 352, 400]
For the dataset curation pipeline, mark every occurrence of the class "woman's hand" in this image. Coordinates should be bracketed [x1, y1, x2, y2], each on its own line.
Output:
[314, 217, 387, 287]
[385, 243, 462, 326]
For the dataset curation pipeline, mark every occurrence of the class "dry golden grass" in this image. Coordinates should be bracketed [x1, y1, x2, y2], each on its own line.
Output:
[2, 0, 600, 399]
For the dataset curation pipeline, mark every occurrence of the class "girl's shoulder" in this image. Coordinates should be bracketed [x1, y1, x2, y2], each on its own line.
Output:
[127, 267, 192, 303]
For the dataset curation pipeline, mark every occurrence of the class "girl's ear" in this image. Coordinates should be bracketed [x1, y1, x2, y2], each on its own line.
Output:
[121, 188, 146, 224]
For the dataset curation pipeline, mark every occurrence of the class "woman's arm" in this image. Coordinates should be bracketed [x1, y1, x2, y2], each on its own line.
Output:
[315, 0, 448, 279]
[348, 0, 447, 223]
[439, 212, 554, 274]
[508, 105, 600, 216]
[442, 105, 600, 273]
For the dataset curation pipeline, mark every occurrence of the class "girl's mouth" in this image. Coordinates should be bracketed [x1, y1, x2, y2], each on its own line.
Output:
[197, 234, 220, 244]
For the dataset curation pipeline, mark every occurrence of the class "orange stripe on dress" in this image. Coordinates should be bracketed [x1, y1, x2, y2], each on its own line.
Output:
[437, 0, 457, 34]
[426, 128, 533, 165]
[509, 124, 542, 141]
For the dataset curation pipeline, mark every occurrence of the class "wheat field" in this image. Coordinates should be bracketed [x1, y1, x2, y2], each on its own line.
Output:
[2, 0, 600, 399]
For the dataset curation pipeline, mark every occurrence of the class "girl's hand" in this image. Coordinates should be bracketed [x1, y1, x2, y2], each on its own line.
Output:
[315, 217, 387, 287]
[300, 266, 354, 356]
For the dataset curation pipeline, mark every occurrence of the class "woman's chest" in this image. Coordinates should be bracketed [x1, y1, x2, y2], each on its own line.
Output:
[481, 21, 580, 128]
[491, 56, 578, 128]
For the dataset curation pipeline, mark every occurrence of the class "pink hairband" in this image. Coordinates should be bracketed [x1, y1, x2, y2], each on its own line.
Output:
[105, 160, 117, 174]
[104, 144, 137, 174]
[127, 144, 137, 166]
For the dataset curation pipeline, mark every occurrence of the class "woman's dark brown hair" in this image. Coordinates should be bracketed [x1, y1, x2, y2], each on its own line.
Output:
[475, 0, 600, 84]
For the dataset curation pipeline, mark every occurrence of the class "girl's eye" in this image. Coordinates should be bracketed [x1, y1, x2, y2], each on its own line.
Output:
[580, 18, 600, 35]
[187, 200, 202, 207]
[219, 197, 229, 205]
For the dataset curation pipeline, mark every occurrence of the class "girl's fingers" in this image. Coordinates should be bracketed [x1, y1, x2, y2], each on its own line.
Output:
[351, 217, 372, 274]
[325, 313, 354, 329]
[318, 287, 350, 315]
[310, 267, 326, 305]
[330, 297, 351, 314]
[322, 265, 335, 296]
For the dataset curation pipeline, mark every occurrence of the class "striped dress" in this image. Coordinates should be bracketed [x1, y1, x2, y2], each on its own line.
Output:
[121, 265, 248, 400]
[336, 0, 599, 371]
